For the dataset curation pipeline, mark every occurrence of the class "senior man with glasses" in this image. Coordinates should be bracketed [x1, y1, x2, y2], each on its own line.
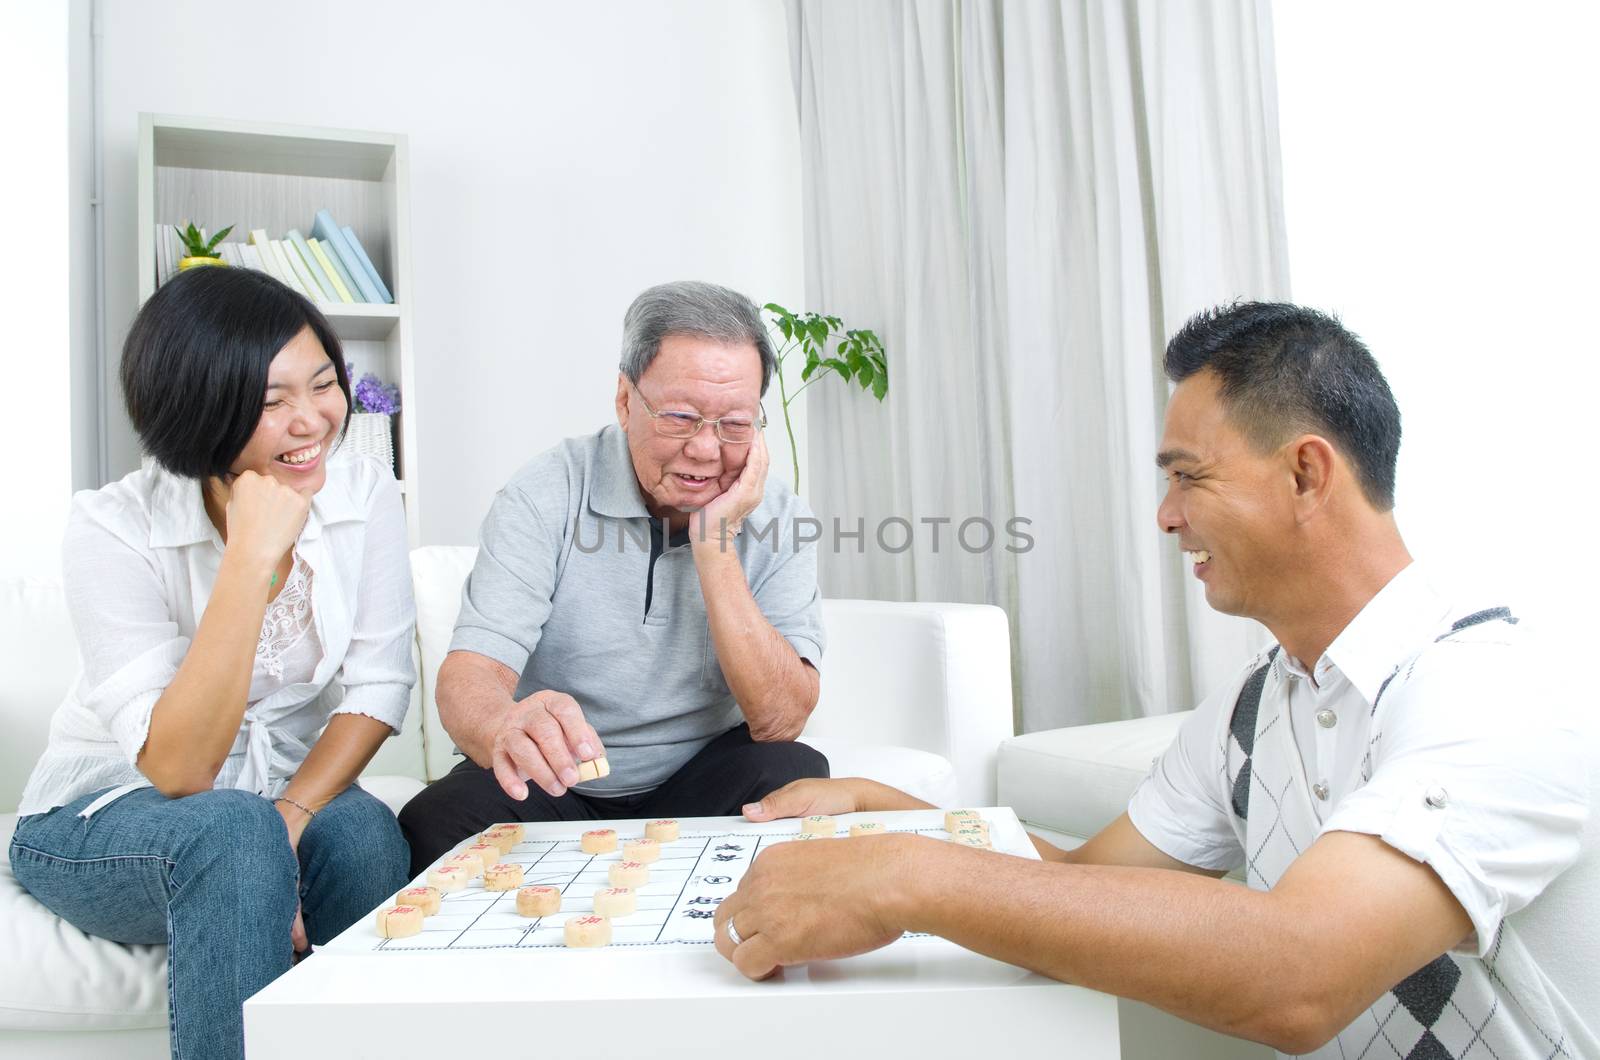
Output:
[398, 281, 828, 872]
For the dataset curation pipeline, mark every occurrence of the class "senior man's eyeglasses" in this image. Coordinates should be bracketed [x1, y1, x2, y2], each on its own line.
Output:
[630, 382, 766, 445]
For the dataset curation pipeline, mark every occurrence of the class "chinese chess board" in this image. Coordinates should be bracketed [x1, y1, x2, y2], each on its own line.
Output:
[323, 808, 1036, 954]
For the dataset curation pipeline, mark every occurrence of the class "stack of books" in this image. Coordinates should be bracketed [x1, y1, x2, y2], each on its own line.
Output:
[154, 209, 395, 305]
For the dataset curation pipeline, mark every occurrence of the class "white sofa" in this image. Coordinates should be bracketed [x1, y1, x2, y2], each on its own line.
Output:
[0, 545, 1014, 1058]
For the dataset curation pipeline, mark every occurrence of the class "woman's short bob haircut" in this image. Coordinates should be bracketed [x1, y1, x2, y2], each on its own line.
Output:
[121, 266, 351, 480]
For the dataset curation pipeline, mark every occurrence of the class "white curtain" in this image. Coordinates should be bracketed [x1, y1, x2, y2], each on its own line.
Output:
[785, 0, 1289, 731]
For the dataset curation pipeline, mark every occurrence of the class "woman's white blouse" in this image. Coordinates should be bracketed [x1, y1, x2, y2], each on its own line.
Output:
[18, 454, 416, 816]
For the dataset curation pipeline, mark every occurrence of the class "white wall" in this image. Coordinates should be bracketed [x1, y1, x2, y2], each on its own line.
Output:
[95, 0, 804, 545]
[1274, 3, 1599, 648]
[0, 3, 75, 578]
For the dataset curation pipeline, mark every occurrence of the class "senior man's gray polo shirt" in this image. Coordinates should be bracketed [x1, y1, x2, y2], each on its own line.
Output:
[449, 424, 825, 796]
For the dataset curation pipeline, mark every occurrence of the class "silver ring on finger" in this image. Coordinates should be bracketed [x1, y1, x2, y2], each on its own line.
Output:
[726, 917, 745, 947]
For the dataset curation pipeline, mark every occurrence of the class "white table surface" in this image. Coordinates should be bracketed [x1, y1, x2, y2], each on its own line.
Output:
[244, 809, 1119, 1059]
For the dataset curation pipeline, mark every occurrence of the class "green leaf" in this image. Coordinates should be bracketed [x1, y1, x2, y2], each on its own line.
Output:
[808, 319, 829, 348]
[756, 299, 891, 402]
[205, 224, 234, 251]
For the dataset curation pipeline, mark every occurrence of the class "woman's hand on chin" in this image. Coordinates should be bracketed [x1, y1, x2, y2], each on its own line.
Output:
[225, 470, 311, 570]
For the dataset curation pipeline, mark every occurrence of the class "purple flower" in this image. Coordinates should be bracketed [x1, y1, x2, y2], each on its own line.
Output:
[352, 372, 401, 416]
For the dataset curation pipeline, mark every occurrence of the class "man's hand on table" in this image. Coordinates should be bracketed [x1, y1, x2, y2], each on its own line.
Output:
[491, 690, 605, 800]
[714, 829, 920, 980]
[742, 777, 934, 822]
[714, 776, 948, 979]
[741, 778, 860, 820]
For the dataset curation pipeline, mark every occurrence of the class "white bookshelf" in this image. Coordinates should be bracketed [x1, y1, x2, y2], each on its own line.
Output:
[136, 113, 421, 544]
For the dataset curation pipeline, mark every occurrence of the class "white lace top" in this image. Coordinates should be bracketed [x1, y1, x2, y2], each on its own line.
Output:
[252, 553, 320, 688]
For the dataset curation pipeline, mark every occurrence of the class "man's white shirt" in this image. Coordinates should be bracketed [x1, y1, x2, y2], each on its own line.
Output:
[1129, 564, 1593, 1059]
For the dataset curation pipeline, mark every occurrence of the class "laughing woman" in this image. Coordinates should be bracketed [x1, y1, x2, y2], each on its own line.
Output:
[9, 266, 415, 1060]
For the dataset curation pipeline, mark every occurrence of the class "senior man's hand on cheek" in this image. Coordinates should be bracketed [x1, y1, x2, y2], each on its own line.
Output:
[713, 832, 917, 980]
[492, 690, 605, 800]
[691, 426, 769, 549]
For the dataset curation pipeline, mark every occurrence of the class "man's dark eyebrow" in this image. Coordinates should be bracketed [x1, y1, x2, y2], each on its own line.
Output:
[1155, 447, 1200, 469]
[267, 361, 336, 391]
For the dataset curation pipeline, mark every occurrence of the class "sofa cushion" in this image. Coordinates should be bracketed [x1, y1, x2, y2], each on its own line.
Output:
[803, 740, 956, 808]
[997, 712, 1189, 840]
[0, 814, 167, 1032]
[0, 579, 79, 813]
[0, 785, 414, 1034]
[359, 775, 426, 816]
[408, 546, 479, 783]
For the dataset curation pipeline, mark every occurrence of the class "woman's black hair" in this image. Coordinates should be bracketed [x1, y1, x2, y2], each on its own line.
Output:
[121, 265, 351, 479]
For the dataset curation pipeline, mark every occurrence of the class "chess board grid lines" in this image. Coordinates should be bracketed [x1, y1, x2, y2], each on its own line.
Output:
[468, 835, 719, 950]
[449, 839, 584, 949]
[503, 839, 591, 947]
[653, 833, 728, 943]
[431, 835, 718, 950]
[376, 827, 959, 952]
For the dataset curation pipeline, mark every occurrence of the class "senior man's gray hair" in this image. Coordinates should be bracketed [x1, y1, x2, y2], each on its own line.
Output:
[619, 281, 776, 396]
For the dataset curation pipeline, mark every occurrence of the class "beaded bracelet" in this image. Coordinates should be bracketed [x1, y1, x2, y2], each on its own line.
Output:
[275, 796, 317, 818]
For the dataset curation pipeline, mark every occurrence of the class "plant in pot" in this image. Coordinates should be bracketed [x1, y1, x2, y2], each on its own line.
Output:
[174, 222, 234, 270]
[344, 368, 401, 477]
[764, 303, 889, 495]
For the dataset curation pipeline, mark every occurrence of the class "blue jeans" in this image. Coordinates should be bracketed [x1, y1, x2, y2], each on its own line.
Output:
[9, 784, 408, 1060]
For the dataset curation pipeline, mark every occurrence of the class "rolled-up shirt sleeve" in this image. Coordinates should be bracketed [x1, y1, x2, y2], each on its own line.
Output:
[332, 469, 417, 732]
[448, 482, 561, 676]
[1320, 635, 1587, 957]
[61, 498, 189, 766]
[1127, 665, 1252, 872]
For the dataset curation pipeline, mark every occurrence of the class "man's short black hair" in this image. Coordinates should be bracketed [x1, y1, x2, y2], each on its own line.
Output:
[121, 266, 350, 480]
[1164, 302, 1402, 510]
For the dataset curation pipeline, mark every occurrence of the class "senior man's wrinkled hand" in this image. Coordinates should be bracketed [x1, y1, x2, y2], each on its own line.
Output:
[712, 832, 915, 980]
[691, 424, 769, 548]
[491, 690, 605, 800]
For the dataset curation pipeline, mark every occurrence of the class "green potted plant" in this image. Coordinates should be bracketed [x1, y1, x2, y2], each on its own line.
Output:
[174, 222, 234, 270]
[765, 303, 889, 494]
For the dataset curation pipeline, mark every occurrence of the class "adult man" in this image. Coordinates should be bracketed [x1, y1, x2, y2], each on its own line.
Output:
[714, 303, 1593, 1058]
[399, 281, 827, 873]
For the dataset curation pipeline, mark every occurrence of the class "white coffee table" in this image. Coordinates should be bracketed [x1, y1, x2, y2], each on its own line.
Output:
[244, 809, 1119, 1058]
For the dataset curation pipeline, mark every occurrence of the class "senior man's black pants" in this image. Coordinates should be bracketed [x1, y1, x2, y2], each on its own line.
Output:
[396, 723, 829, 877]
